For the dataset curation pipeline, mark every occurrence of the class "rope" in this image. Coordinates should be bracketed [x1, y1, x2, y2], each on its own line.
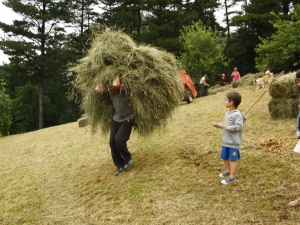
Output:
[244, 71, 285, 117]
[257, 136, 291, 155]
[244, 136, 292, 155]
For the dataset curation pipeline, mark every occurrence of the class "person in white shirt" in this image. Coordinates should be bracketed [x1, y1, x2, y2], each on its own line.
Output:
[199, 74, 210, 97]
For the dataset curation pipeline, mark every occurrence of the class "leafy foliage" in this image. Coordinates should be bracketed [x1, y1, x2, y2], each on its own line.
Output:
[179, 21, 228, 84]
[228, 0, 298, 74]
[0, 84, 12, 136]
[255, 7, 300, 72]
[0, 0, 73, 129]
[11, 84, 39, 133]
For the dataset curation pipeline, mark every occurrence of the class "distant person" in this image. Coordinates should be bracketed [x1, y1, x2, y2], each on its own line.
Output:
[290, 73, 300, 205]
[199, 74, 210, 97]
[95, 74, 133, 176]
[212, 91, 246, 185]
[231, 67, 241, 81]
[219, 73, 228, 86]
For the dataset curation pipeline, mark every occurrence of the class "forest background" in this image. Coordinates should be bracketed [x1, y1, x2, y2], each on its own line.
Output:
[0, 0, 300, 135]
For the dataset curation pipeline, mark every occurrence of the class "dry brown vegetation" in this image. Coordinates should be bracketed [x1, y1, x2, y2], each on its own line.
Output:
[1, 84, 300, 224]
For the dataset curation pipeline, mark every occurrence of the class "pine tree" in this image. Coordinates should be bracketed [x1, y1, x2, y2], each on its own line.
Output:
[97, 0, 144, 35]
[0, 0, 72, 129]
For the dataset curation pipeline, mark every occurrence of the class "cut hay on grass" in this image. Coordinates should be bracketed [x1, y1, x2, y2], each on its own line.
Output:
[269, 72, 300, 98]
[208, 85, 230, 95]
[257, 136, 291, 155]
[268, 97, 299, 119]
[2, 86, 300, 224]
[231, 72, 264, 88]
[70, 28, 183, 136]
[209, 72, 263, 94]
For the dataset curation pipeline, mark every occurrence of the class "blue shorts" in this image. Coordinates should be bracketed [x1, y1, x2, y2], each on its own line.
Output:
[220, 146, 240, 161]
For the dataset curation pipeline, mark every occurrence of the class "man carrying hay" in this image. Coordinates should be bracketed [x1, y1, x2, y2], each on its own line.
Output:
[95, 74, 134, 176]
[71, 29, 184, 176]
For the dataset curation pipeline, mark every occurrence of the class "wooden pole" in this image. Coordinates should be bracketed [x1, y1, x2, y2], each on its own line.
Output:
[244, 71, 284, 116]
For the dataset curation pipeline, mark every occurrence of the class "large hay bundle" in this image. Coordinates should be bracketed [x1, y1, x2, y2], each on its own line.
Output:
[71, 29, 183, 136]
[269, 72, 299, 98]
[268, 97, 299, 119]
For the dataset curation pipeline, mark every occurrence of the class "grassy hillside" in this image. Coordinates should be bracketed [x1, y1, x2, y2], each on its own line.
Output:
[1, 85, 300, 225]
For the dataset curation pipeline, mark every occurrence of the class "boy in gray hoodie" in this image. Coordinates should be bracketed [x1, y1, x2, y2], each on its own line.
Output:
[213, 91, 246, 185]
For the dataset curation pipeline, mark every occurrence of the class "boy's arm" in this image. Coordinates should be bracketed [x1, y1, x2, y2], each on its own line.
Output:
[226, 114, 244, 132]
[212, 122, 224, 128]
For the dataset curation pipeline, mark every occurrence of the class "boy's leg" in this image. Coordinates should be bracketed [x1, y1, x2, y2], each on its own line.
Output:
[228, 148, 240, 178]
[229, 160, 237, 178]
[223, 160, 231, 173]
[219, 146, 231, 177]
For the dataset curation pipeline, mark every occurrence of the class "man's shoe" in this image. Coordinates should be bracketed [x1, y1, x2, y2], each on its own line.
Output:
[219, 170, 230, 177]
[115, 167, 124, 176]
[124, 159, 132, 171]
[221, 176, 236, 185]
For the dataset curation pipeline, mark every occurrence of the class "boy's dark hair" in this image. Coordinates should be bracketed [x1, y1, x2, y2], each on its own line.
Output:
[296, 70, 300, 78]
[226, 91, 241, 108]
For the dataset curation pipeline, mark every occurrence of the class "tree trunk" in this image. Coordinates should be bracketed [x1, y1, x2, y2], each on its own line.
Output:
[38, 79, 44, 129]
[224, 0, 230, 38]
[38, 1, 46, 129]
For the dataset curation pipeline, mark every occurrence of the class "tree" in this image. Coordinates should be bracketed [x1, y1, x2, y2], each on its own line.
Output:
[179, 21, 228, 84]
[98, 0, 144, 35]
[186, 0, 221, 29]
[221, 0, 244, 38]
[68, 0, 99, 56]
[0, 0, 72, 129]
[255, 5, 300, 72]
[0, 82, 12, 136]
[11, 84, 40, 133]
[224, 0, 300, 74]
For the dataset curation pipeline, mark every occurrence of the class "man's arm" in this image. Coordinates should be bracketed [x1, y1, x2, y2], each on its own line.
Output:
[95, 74, 125, 93]
[203, 80, 210, 87]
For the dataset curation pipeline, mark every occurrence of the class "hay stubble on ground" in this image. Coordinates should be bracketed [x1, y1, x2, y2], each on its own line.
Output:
[1, 85, 300, 224]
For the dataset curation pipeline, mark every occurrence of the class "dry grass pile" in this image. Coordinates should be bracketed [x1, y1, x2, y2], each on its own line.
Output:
[209, 72, 262, 95]
[268, 72, 300, 119]
[257, 136, 291, 155]
[231, 72, 263, 88]
[269, 72, 299, 98]
[208, 85, 230, 95]
[70, 28, 183, 136]
[268, 98, 299, 119]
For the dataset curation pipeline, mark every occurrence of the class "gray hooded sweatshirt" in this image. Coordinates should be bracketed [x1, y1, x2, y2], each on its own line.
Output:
[217, 110, 246, 149]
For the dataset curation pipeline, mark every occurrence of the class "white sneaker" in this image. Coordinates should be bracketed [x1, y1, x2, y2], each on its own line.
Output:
[221, 176, 236, 185]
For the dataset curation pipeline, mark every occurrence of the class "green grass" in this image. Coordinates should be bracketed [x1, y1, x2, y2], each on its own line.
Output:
[1, 85, 300, 224]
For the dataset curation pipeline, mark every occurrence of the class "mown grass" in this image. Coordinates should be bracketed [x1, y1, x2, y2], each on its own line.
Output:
[1, 84, 300, 224]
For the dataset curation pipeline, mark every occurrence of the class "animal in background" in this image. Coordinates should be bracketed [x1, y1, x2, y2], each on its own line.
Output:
[254, 70, 274, 90]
